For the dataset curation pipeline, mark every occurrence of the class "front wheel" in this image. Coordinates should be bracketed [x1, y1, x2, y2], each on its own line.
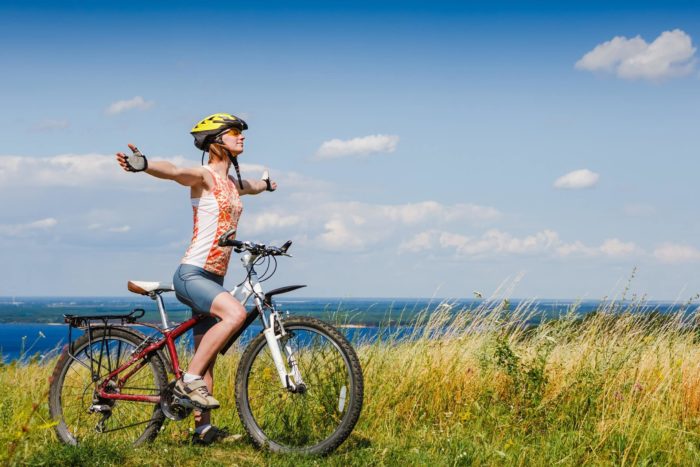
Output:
[235, 316, 363, 454]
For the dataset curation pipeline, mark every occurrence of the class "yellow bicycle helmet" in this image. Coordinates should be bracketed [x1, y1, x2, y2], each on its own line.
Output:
[190, 113, 248, 151]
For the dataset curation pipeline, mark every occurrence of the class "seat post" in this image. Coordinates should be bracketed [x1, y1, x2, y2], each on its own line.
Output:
[151, 292, 169, 328]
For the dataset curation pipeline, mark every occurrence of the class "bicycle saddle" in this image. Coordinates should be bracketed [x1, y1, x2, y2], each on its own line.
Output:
[127, 280, 175, 295]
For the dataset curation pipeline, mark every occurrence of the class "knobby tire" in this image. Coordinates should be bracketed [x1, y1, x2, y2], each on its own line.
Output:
[235, 316, 364, 455]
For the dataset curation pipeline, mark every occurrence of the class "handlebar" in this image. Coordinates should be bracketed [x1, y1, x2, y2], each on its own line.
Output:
[217, 229, 293, 256]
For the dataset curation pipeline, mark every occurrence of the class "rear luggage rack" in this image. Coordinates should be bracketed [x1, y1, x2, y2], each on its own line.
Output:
[64, 308, 146, 328]
[63, 309, 147, 368]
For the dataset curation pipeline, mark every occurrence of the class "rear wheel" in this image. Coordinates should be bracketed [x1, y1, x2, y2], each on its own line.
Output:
[235, 316, 363, 454]
[48, 327, 167, 445]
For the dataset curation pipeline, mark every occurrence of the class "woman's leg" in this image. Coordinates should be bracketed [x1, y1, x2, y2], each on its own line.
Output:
[187, 292, 245, 377]
[193, 366, 215, 427]
[172, 265, 241, 409]
[192, 329, 216, 428]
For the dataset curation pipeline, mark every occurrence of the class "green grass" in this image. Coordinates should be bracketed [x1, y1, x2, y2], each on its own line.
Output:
[4, 297, 700, 466]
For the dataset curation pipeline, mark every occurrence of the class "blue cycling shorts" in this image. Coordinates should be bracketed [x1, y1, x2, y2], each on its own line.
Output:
[173, 263, 230, 336]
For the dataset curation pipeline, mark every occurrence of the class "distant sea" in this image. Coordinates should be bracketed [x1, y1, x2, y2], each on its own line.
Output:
[0, 296, 692, 362]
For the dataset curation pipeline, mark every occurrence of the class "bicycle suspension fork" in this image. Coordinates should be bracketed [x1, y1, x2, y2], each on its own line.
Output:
[259, 307, 306, 392]
[235, 253, 305, 391]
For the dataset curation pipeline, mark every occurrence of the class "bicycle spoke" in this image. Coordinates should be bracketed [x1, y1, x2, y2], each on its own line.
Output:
[244, 324, 355, 449]
[116, 339, 124, 370]
[98, 418, 154, 434]
[55, 332, 166, 444]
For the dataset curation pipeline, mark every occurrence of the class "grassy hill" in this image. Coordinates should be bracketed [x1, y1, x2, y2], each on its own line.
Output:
[3, 301, 700, 466]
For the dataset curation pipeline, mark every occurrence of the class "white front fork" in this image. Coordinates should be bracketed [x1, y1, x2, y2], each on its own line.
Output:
[233, 253, 305, 390]
[263, 313, 290, 388]
[263, 313, 305, 389]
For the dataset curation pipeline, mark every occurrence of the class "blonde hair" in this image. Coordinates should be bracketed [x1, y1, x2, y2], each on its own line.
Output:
[207, 142, 244, 189]
[207, 143, 229, 164]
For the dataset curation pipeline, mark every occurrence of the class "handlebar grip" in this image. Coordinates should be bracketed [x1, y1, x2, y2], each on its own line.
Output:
[220, 238, 243, 248]
[217, 231, 292, 255]
[217, 229, 240, 247]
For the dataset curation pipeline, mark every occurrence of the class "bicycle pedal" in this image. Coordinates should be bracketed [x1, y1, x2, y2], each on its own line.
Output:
[173, 396, 211, 410]
[172, 396, 195, 409]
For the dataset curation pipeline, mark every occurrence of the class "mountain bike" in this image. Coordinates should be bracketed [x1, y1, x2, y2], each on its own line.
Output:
[48, 230, 364, 455]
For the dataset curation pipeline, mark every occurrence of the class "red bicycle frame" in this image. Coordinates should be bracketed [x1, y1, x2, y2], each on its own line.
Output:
[95, 315, 204, 403]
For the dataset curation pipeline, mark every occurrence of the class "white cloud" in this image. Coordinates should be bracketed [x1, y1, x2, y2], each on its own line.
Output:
[554, 169, 600, 189]
[272, 170, 336, 196]
[34, 119, 70, 131]
[314, 134, 399, 160]
[336, 201, 500, 225]
[238, 163, 267, 174]
[554, 238, 640, 258]
[0, 218, 57, 236]
[554, 240, 597, 257]
[0, 154, 191, 188]
[398, 231, 434, 253]
[576, 35, 647, 73]
[380, 201, 500, 224]
[0, 152, 330, 200]
[0, 153, 317, 195]
[246, 213, 302, 234]
[309, 201, 501, 251]
[599, 238, 639, 257]
[438, 229, 560, 256]
[400, 229, 641, 260]
[245, 200, 499, 252]
[86, 220, 131, 234]
[318, 218, 367, 251]
[653, 243, 700, 263]
[575, 29, 696, 81]
[106, 96, 155, 115]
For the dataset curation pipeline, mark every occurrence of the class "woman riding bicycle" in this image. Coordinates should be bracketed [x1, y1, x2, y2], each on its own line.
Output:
[116, 113, 276, 444]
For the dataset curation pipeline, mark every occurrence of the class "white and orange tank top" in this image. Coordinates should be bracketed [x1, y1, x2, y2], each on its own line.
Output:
[181, 165, 243, 276]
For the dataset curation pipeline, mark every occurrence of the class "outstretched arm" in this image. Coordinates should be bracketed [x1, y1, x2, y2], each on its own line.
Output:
[233, 177, 278, 195]
[116, 143, 206, 187]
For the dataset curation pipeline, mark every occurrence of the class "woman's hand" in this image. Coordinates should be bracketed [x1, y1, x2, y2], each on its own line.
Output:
[262, 169, 276, 192]
[115, 146, 132, 172]
[116, 144, 148, 172]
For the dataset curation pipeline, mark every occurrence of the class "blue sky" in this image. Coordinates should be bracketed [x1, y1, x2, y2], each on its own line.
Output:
[2, 1, 700, 299]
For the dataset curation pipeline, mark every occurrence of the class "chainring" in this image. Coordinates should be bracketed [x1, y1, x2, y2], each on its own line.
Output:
[160, 381, 193, 421]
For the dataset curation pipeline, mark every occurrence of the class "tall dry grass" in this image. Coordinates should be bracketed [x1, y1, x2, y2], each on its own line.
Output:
[3, 295, 700, 465]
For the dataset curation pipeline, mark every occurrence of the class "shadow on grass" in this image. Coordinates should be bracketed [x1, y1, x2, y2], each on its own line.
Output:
[335, 432, 372, 452]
